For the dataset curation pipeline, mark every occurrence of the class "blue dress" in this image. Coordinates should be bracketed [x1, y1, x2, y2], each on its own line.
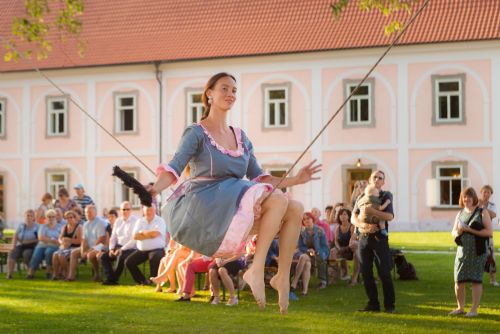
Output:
[158, 124, 271, 256]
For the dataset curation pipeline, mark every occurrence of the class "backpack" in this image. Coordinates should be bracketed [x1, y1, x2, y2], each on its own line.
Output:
[392, 250, 418, 280]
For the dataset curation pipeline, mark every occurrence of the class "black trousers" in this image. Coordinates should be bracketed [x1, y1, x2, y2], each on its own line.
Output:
[101, 247, 135, 282]
[358, 233, 395, 310]
[125, 248, 165, 284]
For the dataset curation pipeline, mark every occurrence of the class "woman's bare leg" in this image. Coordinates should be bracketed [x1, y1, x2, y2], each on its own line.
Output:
[150, 254, 171, 284]
[243, 193, 288, 309]
[301, 259, 311, 294]
[291, 254, 308, 289]
[219, 267, 236, 299]
[469, 283, 482, 315]
[454, 282, 466, 312]
[270, 199, 304, 314]
[209, 268, 221, 303]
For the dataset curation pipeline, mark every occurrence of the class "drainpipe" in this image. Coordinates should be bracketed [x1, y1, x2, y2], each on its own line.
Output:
[154, 61, 163, 213]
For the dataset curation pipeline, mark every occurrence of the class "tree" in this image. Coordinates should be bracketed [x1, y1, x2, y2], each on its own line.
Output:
[331, 0, 420, 35]
[4, 0, 84, 62]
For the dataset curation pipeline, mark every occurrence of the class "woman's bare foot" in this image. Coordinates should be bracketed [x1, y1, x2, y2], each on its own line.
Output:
[243, 268, 266, 309]
[150, 276, 161, 285]
[154, 284, 163, 293]
[270, 274, 289, 314]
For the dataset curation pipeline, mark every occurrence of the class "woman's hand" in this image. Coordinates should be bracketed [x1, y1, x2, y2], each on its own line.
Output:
[146, 183, 158, 198]
[253, 192, 267, 220]
[295, 160, 322, 185]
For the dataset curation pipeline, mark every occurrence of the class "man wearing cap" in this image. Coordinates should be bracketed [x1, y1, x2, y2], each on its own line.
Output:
[73, 183, 95, 219]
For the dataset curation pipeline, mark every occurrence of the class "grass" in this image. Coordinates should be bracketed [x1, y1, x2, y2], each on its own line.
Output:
[1, 233, 500, 334]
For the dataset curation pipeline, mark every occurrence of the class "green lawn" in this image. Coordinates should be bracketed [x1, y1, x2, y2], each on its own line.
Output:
[1, 233, 499, 334]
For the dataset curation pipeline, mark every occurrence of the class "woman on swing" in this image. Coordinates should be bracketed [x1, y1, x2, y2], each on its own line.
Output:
[149, 72, 320, 314]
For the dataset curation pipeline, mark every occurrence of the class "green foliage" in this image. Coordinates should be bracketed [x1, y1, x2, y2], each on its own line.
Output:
[4, 0, 84, 62]
[331, 0, 419, 35]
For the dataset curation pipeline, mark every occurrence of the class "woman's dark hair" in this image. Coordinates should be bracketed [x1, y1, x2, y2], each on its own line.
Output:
[335, 208, 352, 224]
[108, 209, 118, 217]
[459, 186, 479, 208]
[200, 72, 236, 120]
[58, 188, 69, 198]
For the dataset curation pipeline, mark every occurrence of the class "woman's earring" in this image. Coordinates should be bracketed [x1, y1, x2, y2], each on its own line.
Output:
[208, 96, 213, 104]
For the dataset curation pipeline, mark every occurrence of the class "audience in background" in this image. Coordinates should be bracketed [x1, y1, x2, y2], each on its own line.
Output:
[52, 210, 82, 280]
[6, 210, 39, 279]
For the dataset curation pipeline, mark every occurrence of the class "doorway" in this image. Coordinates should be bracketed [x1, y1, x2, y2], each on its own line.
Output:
[343, 167, 374, 205]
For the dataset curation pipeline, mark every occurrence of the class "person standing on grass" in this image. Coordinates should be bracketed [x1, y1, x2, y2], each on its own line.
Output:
[352, 170, 395, 313]
[478, 185, 499, 287]
[450, 187, 493, 317]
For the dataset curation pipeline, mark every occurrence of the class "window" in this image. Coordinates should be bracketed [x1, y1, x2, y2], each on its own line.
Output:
[432, 74, 465, 124]
[263, 84, 290, 128]
[115, 93, 137, 133]
[46, 170, 69, 198]
[0, 98, 5, 138]
[266, 168, 289, 193]
[426, 161, 468, 208]
[114, 169, 140, 208]
[186, 90, 203, 125]
[343, 79, 374, 127]
[46, 96, 68, 136]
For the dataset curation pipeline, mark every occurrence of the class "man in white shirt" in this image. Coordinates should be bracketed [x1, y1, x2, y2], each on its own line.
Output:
[101, 201, 138, 285]
[125, 204, 166, 285]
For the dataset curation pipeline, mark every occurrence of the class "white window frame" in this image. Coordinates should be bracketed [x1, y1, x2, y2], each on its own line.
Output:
[343, 79, 375, 128]
[46, 170, 69, 199]
[264, 166, 291, 193]
[114, 168, 140, 208]
[432, 74, 465, 125]
[0, 98, 5, 138]
[186, 90, 204, 125]
[263, 84, 290, 129]
[114, 92, 138, 134]
[426, 161, 468, 209]
[46, 96, 69, 137]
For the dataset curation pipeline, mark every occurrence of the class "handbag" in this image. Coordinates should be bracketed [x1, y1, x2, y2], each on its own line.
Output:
[454, 207, 480, 246]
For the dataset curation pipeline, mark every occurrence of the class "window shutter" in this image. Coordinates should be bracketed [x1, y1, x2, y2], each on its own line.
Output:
[426, 178, 439, 207]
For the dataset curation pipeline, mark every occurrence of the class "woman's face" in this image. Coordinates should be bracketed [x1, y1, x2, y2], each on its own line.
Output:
[25, 212, 35, 224]
[208, 76, 237, 111]
[66, 214, 77, 225]
[481, 189, 492, 202]
[46, 212, 57, 224]
[339, 211, 349, 224]
[303, 215, 314, 229]
[463, 194, 474, 207]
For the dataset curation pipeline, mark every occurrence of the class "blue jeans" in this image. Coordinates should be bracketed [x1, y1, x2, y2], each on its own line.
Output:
[29, 245, 59, 270]
[358, 233, 395, 310]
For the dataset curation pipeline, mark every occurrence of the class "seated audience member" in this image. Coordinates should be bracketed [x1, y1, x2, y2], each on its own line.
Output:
[54, 187, 80, 215]
[126, 205, 166, 285]
[101, 202, 138, 285]
[208, 255, 245, 306]
[330, 208, 360, 285]
[175, 255, 214, 302]
[291, 212, 329, 294]
[51, 211, 82, 280]
[66, 205, 107, 281]
[150, 241, 189, 292]
[265, 238, 279, 268]
[35, 193, 54, 225]
[54, 208, 67, 227]
[72, 183, 95, 220]
[6, 210, 39, 279]
[27, 210, 62, 279]
[312, 207, 332, 245]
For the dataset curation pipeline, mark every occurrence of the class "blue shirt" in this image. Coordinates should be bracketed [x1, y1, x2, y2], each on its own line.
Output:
[83, 217, 107, 247]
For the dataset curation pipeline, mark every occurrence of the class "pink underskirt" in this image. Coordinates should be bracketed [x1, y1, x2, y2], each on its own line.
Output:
[212, 183, 272, 258]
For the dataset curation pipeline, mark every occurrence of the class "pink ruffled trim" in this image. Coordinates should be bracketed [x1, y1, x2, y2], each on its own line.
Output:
[212, 183, 272, 258]
[197, 123, 244, 157]
[251, 173, 271, 182]
[156, 163, 180, 185]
